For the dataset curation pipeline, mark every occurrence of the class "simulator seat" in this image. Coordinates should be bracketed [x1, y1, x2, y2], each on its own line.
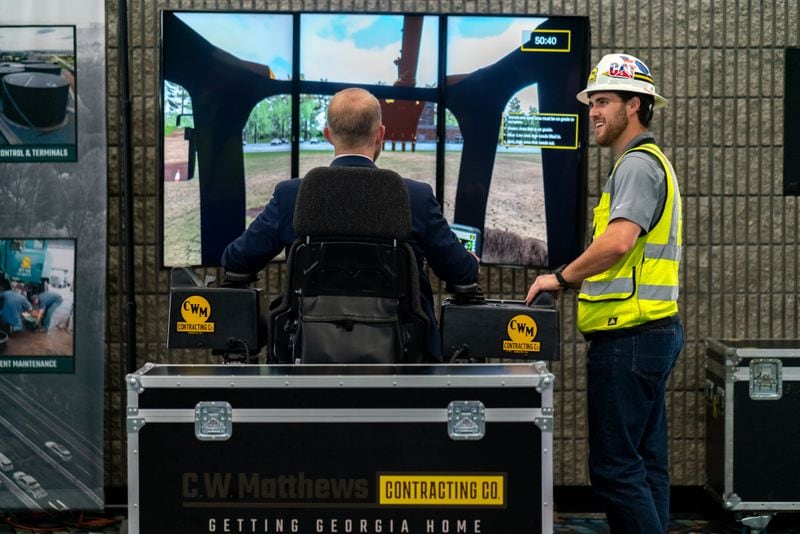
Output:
[268, 166, 430, 364]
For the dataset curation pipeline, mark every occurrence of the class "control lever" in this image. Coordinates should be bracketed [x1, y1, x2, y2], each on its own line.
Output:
[529, 290, 556, 308]
[170, 267, 204, 287]
[220, 271, 259, 288]
[445, 282, 486, 305]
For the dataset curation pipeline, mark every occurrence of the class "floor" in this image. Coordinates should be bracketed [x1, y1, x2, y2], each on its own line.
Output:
[1, 324, 73, 356]
[555, 513, 800, 533]
[1, 513, 799, 533]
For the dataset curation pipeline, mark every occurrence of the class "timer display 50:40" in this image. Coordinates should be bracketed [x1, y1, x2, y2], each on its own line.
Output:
[522, 30, 571, 52]
[534, 35, 558, 46]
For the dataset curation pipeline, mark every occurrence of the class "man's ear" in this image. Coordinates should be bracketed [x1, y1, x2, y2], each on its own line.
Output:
[627, 95, 641, 117]
[323, 126, 333, 144]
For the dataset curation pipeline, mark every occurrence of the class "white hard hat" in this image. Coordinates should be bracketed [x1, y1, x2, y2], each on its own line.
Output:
[576, 53, 667, 109]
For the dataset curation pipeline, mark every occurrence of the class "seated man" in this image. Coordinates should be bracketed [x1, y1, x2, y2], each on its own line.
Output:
[221, 87, 479, 360]
[0, 280, 31, 334]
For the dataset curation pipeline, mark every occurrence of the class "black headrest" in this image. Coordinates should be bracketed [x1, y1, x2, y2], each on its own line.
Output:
[293, 166, 412, 239]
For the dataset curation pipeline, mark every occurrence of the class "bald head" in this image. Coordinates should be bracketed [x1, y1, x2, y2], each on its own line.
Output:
[324, 88, 385, 157]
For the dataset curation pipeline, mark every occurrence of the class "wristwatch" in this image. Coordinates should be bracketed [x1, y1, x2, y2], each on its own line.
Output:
[553, 264, 571, 289]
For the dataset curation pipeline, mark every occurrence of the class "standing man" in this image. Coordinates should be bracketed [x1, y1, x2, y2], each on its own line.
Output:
[33, 287, 64, 332]
[222, 87, 479, 360]
[525, 54, 683, 533]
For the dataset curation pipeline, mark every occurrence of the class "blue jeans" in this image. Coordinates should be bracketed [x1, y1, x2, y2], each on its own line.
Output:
[586, 320, 683, 534]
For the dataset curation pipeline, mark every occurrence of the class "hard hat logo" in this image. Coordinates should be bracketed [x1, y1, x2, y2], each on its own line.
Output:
[608, 62, 635, 80]
[576, 53, 667, 110]
[633, 58, 651, 75]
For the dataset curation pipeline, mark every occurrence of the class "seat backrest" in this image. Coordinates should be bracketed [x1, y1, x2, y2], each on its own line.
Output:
[269, 166, 429, 364]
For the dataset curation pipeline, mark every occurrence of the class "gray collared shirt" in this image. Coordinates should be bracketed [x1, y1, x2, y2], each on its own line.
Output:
[605, 132, 666, 233]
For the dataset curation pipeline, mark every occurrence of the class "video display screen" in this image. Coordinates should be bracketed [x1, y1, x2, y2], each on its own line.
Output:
[160, 11, 589, 269]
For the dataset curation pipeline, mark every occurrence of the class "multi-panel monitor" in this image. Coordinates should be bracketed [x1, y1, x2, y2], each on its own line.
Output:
[160, 11, 589, 269]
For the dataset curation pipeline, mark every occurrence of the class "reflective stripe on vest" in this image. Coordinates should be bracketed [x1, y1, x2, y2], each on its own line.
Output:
[577, 143, 682, 333]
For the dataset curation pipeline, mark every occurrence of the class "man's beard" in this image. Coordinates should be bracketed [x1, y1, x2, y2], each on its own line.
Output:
[595, 106, 628, 147]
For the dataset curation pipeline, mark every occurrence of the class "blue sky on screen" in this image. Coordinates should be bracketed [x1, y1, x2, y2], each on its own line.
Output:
[0, 26, 73, 52]
[448, 16, 546, 112]
[176, 13, 293, 80]
[0, 0, 103, 25]
[300, 14, 438, 87]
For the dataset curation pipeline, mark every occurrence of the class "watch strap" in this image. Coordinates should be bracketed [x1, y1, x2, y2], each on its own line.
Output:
[554, 265, 570, 289]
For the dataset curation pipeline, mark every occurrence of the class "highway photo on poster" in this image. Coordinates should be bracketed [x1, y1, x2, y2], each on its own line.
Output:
[0, 373, 103, 510]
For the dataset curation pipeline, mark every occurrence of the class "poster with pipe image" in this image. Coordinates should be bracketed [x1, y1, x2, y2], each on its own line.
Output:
[0, 25, 77, 162]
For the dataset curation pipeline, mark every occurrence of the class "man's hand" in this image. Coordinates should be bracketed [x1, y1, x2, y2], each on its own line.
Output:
[524, 274, 562, 305]
[523, 219, 642, 306]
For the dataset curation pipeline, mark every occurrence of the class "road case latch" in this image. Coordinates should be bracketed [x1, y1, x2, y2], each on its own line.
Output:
[195, 401, 233, 441]
[749, 358, 782, 400]
[447, 400, 485, 440]
[704, 379, 726, 419]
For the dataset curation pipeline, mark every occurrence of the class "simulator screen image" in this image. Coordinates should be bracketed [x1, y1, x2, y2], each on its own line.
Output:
[0, 238, 75, 372]
[0, 25, 77, 163]
[444, 16, 581, 266]
[160, 11, 588, 269]
[162, 12, 293, 266]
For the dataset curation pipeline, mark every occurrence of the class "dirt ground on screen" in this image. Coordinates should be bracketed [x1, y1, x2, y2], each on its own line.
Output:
[162, 149, 545, 267]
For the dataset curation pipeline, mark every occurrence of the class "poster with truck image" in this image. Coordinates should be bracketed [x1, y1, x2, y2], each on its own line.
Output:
[0, 238, 75, 372]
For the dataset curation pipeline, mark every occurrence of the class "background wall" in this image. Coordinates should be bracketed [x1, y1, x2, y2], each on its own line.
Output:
[103, 0, 800, 491]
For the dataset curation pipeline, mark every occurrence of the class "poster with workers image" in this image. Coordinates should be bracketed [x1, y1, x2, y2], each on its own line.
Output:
[0, 24, 77, 162]
[0, 238, 75, 372]
[0, 0, 105, 512]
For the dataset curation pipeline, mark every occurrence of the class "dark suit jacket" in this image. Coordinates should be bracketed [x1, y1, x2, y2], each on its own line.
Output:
[221, 155, 479, 358]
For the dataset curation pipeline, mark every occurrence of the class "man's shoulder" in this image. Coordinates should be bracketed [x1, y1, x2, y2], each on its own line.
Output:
[616, 150, 665, 178]
[274, 178, 301, 197]
[400, 177, 434, 197]
[276, 178, 300, 189]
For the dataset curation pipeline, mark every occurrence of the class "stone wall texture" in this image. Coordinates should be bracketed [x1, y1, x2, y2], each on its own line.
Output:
[104, 0, 800, 489]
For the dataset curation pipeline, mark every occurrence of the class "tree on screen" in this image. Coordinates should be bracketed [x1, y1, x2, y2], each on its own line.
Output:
[300, 94, 323, 141]
[164, 81, 193, 131]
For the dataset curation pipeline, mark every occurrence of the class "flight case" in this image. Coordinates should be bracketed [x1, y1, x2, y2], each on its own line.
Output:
[127, 362, 555, 534]
[704, 339, 800, 526]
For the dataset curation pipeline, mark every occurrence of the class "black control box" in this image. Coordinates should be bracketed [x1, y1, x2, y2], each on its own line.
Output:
[440, 294, 559, 361]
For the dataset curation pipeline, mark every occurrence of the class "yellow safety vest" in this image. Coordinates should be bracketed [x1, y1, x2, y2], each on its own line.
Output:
[577, 143, 682, 334]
